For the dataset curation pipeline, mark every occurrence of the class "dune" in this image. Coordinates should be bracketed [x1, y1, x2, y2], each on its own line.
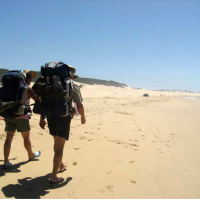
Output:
[0, 83, 200, 198]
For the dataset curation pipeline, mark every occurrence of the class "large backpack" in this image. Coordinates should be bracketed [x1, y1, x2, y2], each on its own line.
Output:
[0, 70, 28, 118]
[32, 61, 73, 118]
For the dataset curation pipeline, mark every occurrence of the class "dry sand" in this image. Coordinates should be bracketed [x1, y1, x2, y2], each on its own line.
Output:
[0, 83, 200, 199]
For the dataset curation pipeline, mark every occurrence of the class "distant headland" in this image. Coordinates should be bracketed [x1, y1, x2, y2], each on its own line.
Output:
[0, 69, 127, 88]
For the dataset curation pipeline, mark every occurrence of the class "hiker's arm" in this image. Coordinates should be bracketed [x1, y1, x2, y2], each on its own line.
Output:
[27, 87, 41, 101]
[76, 102, 86, 124]
[39, 115, 46, 129]
[71, 82, 86, 124]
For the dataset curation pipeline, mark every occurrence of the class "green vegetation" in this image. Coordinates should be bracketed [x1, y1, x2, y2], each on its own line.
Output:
[0, 69, 9, 80]
[0, 69, 127, 88]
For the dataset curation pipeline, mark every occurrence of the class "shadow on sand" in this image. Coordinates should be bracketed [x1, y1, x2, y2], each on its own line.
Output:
[2, 173, 72, 199]
[0, 160, 32, 177]
[0, 159, 40, 177]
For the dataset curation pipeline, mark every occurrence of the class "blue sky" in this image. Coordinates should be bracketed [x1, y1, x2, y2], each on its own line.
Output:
[0, 0, 199, 91]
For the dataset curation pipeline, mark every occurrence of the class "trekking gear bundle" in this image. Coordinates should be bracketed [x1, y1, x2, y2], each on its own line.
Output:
[0, 71, 29, 118]
[32, 61, 73, 118]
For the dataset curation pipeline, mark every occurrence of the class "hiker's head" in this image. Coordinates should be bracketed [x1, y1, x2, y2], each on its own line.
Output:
[23, 70, 36, 85]
[26, 74, 32, 83]
[69, 72, 78, 80]
[68, 65, 78, 80]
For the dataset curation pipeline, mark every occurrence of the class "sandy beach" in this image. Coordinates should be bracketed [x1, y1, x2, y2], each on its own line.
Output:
[1, 83, 200, 199]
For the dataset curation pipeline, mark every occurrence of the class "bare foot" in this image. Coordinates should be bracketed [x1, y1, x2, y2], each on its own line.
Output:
[49, 177, 64, 184]
[58, 163, 68, 173]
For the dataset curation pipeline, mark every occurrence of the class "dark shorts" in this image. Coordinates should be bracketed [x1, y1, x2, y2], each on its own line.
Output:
[47, 115, 71, 140]
[5, 118, 30, 132]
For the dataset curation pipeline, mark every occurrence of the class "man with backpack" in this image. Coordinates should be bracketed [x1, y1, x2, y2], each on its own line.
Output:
[1, 70, 41, 169]
[33, 62, 86, 183]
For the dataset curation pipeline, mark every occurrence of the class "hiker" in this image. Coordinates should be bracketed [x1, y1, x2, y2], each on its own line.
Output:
[34, 62, 86, 183]
[2, 70, 41, 169]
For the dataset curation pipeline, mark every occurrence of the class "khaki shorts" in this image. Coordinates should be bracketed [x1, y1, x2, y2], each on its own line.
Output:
[5, 118, 30, 132]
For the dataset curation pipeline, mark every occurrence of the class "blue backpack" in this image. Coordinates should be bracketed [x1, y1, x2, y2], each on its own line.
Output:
[32, 62, 73, 118]
[0, 70, 28, 118]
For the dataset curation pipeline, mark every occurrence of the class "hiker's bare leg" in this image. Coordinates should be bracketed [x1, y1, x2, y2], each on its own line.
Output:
[4, 131, 15, 166]
[21, 131, 35, 159]
[53, 135, 67, 172]
[50, 135, 66, 182]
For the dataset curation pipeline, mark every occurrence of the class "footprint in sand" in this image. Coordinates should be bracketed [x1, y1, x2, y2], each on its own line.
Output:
[129, 143, 138, 147]
[73, 162, 77, 165]
[107, 185, 113, 190]
[131, 180, 137, 184]
[157, 148, 164, 153]
[85, 132, 94, 134]
[129, 160, 135, 163]
[74, 148, 80, 150]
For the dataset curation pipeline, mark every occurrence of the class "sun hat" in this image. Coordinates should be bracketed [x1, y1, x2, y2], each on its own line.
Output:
[68, 65, 78, 79]
[23, 70, 36, 79]
[67, 65, 76, 72]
